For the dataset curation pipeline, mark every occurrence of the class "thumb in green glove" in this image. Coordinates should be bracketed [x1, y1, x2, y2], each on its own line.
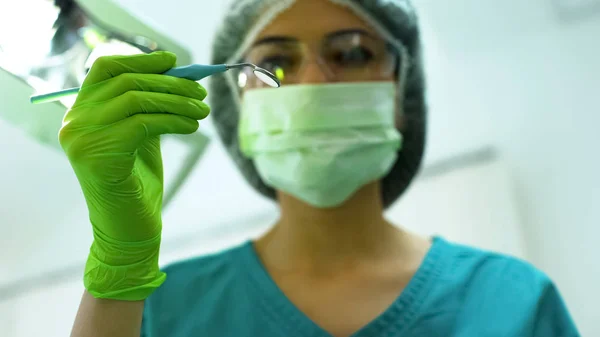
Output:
[59, 51, 210, 300]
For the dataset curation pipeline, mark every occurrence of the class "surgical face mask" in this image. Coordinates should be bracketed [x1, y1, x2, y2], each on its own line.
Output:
[239, 82, 402, 208]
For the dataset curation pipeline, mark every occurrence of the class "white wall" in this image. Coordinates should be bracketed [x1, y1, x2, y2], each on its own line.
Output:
[413, 1, 600, 334]
[1, 0, 599, 336]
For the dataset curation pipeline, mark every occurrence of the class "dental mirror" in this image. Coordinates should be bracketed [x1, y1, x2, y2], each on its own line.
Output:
[253, 67, 281, 88]
[225, 63, 281, 88]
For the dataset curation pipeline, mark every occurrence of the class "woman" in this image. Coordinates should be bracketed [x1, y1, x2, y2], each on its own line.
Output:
[63, 0, 579, 336]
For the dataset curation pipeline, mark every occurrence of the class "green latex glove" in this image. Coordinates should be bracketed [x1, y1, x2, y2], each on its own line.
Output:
[58, 51, 210, 300]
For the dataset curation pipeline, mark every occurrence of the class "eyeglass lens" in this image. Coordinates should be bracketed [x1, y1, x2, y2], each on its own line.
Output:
[239, 31, 399, 89]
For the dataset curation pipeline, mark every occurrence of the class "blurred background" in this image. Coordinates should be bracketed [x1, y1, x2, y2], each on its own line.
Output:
[0, 0, 598, 335]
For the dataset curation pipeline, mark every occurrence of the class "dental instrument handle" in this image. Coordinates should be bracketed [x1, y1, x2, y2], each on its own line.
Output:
[29, 87, 81, 104]
[162, 64, 227, 81]
[29, 64, 229, 104]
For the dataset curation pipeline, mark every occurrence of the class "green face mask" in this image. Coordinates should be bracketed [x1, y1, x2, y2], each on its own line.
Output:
[239, 82, 402, 208]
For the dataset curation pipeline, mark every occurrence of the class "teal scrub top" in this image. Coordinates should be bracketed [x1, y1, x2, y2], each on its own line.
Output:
[141, 237, 579, 336]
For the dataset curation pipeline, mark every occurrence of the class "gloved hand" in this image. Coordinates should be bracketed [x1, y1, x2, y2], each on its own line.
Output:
[58, 51, 210, 300]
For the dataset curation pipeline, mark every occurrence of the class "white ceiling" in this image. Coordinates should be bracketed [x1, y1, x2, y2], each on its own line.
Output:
[111, 0, 581, 62]
[415, 0, 564, 59]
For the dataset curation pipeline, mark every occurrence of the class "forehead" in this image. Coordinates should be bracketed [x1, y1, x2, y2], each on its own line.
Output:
[254, 0, 377, 41]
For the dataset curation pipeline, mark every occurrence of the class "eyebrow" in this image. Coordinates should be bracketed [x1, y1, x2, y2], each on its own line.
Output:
[251, 28, 376, 47]
[252, 36, 298, 47]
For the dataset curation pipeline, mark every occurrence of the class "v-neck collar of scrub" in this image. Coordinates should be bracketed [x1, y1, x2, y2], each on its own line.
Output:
[236, 236, 449, 337]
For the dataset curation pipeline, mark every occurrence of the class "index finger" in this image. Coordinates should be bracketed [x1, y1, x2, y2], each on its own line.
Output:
[82, 51, 177, 87]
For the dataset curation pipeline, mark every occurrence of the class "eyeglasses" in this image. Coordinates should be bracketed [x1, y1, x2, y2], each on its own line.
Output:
[238, 30, 400, 89]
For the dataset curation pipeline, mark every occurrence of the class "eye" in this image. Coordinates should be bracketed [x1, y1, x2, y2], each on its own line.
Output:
[258, 55, 295, 73]
[332, 47, 374, 67]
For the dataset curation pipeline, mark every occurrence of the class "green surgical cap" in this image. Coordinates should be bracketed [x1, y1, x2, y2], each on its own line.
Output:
[208, 0, 427, 208]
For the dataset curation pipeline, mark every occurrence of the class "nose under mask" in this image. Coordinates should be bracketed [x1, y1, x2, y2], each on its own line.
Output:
[238, 82, 402, 208]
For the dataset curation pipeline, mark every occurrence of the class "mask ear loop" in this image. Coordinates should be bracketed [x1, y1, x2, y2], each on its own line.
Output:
[394, 46, 411, 129]
[396, 45, 411, 114]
